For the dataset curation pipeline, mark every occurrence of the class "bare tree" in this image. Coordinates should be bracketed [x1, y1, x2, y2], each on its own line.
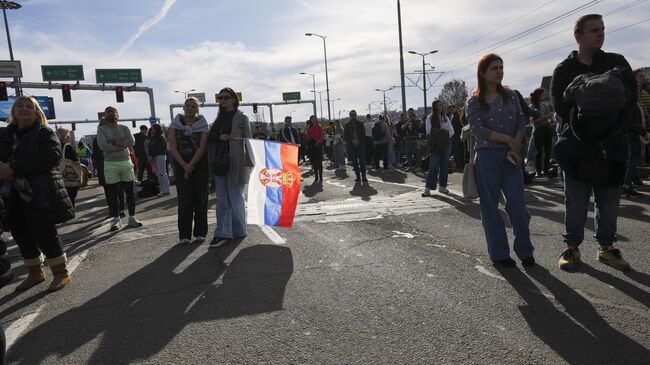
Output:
[438, 80, 469, 108]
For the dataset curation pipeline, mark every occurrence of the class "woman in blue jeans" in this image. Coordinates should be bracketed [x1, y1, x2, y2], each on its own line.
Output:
[466, 53, 534, 268]
[208, 87, 252, 248]
[423, 100, 454, 196]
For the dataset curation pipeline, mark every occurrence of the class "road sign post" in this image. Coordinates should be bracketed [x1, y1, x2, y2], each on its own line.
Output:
[282, 92, 301, 101]
[0, 60, 22, 78]
[95, 69, 142, 84]
[41, 65, 84, 82]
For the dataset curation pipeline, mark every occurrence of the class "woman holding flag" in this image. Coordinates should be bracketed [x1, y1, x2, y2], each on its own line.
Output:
[208, 87, 252, 248]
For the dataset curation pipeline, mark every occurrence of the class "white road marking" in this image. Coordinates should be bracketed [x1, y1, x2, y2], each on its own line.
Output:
[325, 179, 347, 188]
[5, 304, 45, 349]
[260, 225, 287, 245]
[474, 265, 506, 281]
[392, 231, 415, 239]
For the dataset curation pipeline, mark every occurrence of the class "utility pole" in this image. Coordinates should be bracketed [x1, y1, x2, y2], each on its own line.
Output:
[397, 0, 406, 114]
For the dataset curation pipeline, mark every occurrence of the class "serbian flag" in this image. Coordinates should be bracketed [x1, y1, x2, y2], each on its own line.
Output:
[246, 139, 301, 228]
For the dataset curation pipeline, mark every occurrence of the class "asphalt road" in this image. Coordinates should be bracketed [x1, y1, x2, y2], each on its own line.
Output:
[1, 163, 649, 364]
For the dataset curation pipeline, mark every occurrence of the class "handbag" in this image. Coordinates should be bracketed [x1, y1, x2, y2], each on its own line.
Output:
[213, 141, 230, 176]
[462, 162, 479, 199]
[462, 132, 479, 199]
[59, 144, 82, 188]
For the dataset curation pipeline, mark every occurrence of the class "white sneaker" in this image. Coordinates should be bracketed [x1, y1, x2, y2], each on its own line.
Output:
[128, 216, 143, 228]
[110, 217, 122, 231]
[179, 238, 191, 246]
[193, 236, 205, 244]
[439, 187, 449, 194]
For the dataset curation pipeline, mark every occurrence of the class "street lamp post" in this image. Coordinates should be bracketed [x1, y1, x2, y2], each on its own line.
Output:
[375, 87, 394, 116]
[1, 1, 22, 96]
[311, 90, 325, 123]
[408, 50, 438, 116]
[300, 72, 318, 119]
[327, 98, 341, 120]
[305, 33, 331, 123]
[174, 88, 196, 100]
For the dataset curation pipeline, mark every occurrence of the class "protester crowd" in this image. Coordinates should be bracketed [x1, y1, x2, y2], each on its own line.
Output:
[0, 14, 647, 306]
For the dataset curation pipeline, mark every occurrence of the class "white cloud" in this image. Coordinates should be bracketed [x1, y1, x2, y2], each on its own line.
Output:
[118, 0, 177, 56]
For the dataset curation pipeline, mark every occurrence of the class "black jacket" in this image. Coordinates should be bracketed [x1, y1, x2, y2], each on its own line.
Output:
[0, 122, 74, 226]
[280, 126, 300, 144]
[134, 131, 147, 158]
[343, 119, 366, 146]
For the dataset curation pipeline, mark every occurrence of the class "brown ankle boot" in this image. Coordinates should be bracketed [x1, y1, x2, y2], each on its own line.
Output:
[48, 263, 71, 292]
[15, 264, 46, 292]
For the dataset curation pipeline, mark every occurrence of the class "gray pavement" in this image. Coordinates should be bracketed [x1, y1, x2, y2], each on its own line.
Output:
[1, 163, 649, 364]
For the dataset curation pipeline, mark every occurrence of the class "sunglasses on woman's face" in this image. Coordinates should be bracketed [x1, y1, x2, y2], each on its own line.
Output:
[217, 95, 232, 101]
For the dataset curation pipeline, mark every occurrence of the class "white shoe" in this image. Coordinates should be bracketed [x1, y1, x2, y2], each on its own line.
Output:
[110, 217, 122, 231]
[179, 238, 191, 246]
[193, 236, 205, 244]
[128, 216, 143, 228]
[438, 187, 449, 194]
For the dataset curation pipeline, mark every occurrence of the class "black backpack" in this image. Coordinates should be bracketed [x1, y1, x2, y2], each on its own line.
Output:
[372, 123, 385, 141]
[137, 179, 160, 198]
[563, 67, 628, 142]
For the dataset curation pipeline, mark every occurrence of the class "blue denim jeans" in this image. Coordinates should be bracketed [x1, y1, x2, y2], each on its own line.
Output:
[563, 174, 620, 246]
[474, 148, 534, 261]
[348, 143, 366, 178]
[214, 175, 247, 239]
[425, 143, 452, 190]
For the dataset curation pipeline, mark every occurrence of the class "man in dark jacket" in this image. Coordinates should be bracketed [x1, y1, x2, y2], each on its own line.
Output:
[551, 14, 638, 271]
[343, 110, 367, 182]
[133, 125, 149, 182]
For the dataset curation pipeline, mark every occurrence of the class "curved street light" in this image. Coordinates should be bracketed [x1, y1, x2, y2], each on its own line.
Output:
[408, 50, 438, 116]
[174, 88, 196, 100]
[305, 32, 332, 122]
[375, 87, 394, 115]
[299, 72, 318, 119]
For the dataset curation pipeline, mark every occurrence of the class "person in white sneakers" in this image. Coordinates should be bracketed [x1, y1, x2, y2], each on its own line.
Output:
[97, 106, 143, 231]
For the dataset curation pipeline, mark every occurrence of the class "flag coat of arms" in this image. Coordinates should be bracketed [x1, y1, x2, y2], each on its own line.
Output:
[246, 139, 301, 228]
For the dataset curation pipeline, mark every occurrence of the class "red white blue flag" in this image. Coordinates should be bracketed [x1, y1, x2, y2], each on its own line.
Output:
[246, 139, 301, 228]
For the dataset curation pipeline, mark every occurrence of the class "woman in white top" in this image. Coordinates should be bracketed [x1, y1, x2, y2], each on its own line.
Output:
[423, 100, 455, 195]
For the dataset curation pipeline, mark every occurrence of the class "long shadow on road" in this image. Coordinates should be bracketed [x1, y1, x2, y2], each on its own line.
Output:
[496, 265, 649, 364]
[7, 243, 294, 364]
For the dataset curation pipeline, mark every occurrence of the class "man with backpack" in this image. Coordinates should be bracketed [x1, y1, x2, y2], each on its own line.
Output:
[551, 14, 640, 271]
[372, 115, 390, 170]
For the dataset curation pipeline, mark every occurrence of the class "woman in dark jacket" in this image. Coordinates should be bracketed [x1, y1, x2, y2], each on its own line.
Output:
[0, 96, 74, 292]
[148, 123, 170, 195]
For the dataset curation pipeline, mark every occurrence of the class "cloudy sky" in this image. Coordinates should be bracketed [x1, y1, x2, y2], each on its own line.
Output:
[3, 0, 649, 136]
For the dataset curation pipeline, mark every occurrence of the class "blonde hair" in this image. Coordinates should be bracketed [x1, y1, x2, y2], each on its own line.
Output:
[55, 127, 71, 144]
[9, 95, 48, 126]
[185, 97, 201, 108]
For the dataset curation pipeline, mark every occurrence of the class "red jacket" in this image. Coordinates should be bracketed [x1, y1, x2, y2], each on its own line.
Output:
[306, 124, 324, 144]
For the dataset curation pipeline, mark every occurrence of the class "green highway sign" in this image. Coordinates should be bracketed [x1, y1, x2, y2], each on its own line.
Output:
[282, 91, 301, 101]
[41, 65, 84, 82]
[95, 69, 142, 83]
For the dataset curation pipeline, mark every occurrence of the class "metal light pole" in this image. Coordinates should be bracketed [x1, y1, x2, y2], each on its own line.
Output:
[306, 33, 331, 123]
[312, 90, 325, 122]
[327, 98, 341, 120]
[300, 72, 318, 118]
[174, 88, 196, 100]
[1, 1, 22, 96]
[375, 87, 394, 116]
[397, 0, 406, 114]
[408, 50, 438, 116]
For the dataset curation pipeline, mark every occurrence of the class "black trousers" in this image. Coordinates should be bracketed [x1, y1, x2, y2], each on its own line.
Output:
[309, 144, 323, 179]
[374, 143, 388, 168]
[174, 159, 209, 240]
[534, 125, 553, 175]
[365, 137, 375, 165]
[8, 193, 64, 261]
[65, 187, 79, 207]
[136, 154, 153, 181]
[106, 181, 135, 218]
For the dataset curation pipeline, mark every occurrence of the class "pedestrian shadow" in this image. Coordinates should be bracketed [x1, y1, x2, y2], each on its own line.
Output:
[350, 183, 378, 202]
[334, 169, 349, 180]
[624, 270, 650, 289]
[366, 169, 407, 183]
[495, 265, 649, 364]
[577, 263, 650, 307]
[302, 181, 324, 198]
[7, 243, 293, 364]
